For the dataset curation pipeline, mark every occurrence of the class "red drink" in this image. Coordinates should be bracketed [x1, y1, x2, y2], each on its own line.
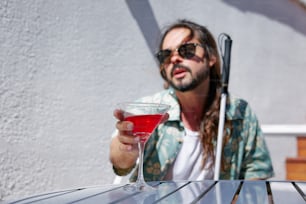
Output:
[118, 102, 170, 191]
[125, 114, 164, 143]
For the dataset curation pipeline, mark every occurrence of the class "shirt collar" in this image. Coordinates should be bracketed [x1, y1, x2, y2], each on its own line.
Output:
[162, 88, 244, 122]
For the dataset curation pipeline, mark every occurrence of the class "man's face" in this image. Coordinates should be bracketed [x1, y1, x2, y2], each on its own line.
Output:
[161, 28, 215, 92]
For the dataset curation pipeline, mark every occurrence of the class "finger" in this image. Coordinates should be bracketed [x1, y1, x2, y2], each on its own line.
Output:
[113, 109, 124, 121]
[119, 143, 139, 152]
[117, 133, 139, 145]
[116, 120, 133, 132]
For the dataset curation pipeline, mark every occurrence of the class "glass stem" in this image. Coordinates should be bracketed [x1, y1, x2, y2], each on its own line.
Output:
[137, 141, 146, 185]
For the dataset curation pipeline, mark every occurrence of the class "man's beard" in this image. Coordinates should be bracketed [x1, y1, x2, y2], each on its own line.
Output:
[167, 64, 210, 92]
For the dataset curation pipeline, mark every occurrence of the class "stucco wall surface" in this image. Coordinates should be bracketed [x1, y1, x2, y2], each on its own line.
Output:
[1, 0, 306, 201]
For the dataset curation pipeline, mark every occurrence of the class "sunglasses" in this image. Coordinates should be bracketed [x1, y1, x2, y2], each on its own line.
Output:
[156, 43, 204, 65]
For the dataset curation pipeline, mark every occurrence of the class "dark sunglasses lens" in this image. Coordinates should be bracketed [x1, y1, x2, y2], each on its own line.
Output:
[157, 50, 171, 64]
[179, 44, 196, 59]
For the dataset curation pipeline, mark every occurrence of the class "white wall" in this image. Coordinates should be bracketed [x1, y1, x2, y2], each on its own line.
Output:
[1, 0, 306, 201]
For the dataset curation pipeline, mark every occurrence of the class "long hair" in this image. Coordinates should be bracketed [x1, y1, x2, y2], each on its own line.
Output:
[158, 19, 231, 170]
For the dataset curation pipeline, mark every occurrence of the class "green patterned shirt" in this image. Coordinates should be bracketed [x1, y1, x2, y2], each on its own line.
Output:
[128, 88, 274, 181]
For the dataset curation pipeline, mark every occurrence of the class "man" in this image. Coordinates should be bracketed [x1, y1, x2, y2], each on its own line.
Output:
[109, 19, 274, 181]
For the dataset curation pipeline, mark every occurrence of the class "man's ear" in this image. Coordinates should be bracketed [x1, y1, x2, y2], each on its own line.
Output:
[208, 55, 217, 67]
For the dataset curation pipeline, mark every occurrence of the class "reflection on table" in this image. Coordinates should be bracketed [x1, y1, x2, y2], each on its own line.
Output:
[7, 180, 306, 204]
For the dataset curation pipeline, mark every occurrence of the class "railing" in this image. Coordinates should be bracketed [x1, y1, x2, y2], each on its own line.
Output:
[262, 124, 306, 136]
[262, 124, 306, 181]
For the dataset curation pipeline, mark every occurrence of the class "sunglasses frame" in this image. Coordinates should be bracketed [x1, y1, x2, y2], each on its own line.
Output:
[156, 42, 204, 65]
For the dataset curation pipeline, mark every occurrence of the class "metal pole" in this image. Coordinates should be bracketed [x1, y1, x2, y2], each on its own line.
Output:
[214, 34, 232, 180]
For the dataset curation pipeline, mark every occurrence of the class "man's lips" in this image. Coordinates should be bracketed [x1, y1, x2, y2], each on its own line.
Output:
[171, 67, 189, 78]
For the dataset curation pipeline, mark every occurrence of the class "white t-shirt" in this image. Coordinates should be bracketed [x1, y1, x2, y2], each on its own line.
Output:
[165, 128, 214, 180]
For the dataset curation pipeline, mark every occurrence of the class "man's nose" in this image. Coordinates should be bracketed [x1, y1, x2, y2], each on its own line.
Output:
[170, 49, 183, 64]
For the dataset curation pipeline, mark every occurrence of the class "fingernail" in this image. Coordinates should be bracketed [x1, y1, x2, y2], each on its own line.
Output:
[127, 123, 133, 130]
[127, 145, 132, 151]
[134, 137, 139, 142]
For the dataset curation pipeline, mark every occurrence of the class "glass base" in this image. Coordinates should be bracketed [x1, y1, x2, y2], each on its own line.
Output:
[124, 181, 156, 192]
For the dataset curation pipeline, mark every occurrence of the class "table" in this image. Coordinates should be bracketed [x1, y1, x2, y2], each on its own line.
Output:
[7, 180, 306, 204]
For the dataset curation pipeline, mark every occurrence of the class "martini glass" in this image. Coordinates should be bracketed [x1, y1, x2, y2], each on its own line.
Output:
[117, 102, 170, 192]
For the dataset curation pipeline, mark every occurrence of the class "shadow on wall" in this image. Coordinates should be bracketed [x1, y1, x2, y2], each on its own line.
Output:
[125, 0, 161, 56]
[126, 0, 306, 52]
[222, 0, 306, 36]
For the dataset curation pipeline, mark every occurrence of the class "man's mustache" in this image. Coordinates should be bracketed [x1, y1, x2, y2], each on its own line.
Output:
[171, 64, 191, 77]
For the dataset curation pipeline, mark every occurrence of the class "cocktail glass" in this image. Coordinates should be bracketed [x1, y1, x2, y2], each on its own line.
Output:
[117, 102, 170, 192]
